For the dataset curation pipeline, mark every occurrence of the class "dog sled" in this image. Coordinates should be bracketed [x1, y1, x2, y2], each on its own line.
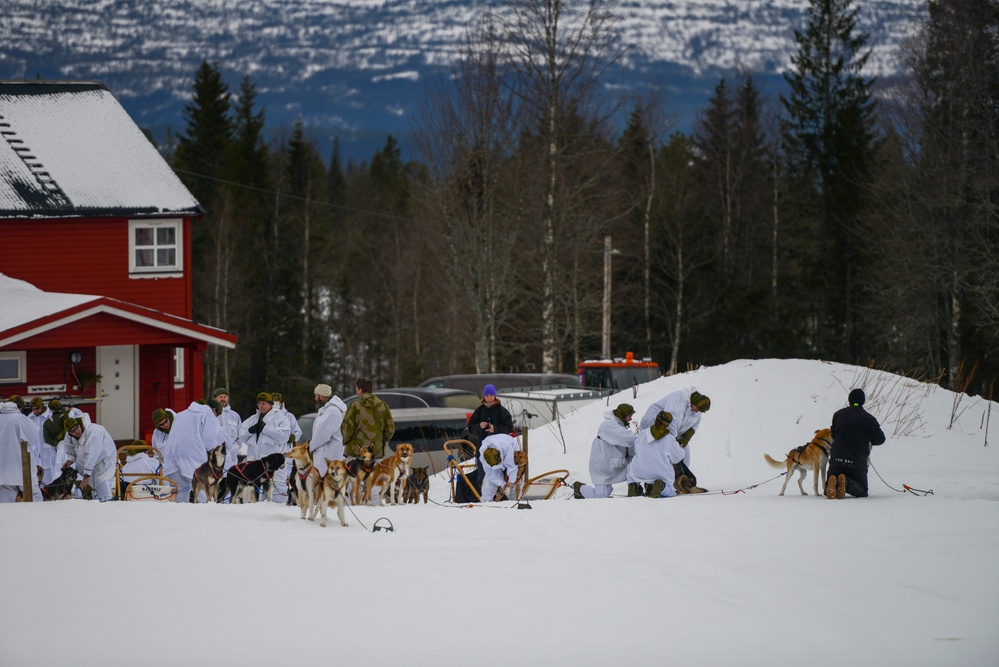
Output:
[444, 439, 569, 502]
[116, 444, 178, 501]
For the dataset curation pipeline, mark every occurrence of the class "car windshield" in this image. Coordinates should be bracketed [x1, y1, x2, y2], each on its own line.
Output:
[582, 366, 660, 390]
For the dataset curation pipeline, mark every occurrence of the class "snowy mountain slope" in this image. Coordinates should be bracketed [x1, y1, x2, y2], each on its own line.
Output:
[2, 1, 925, 159]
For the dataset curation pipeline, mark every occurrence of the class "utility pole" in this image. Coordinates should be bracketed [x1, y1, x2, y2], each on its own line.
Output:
[602, 235, 620, 359]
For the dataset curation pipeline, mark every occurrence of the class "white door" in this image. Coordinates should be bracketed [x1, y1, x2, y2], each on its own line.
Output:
[97, 345, 137, 440]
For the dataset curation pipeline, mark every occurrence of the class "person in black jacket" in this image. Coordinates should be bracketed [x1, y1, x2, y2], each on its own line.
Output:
[826, 388, 887, 499]
[467, 384, 514, 445]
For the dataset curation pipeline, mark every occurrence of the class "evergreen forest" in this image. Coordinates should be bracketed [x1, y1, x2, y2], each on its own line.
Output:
[166, 0, 999, 414]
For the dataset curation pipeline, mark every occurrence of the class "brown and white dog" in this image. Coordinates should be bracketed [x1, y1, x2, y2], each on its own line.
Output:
[345, 444, 376, 506]
[764, 427, 834, 496]
[192, 444, 227, 503]
[284, 443, 322, 520]
[364, 443, 414, 505]
[316, 459, 350, 527]
[510, 450, 529, 501]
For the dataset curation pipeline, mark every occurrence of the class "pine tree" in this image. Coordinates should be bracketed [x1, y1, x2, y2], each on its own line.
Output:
[781, 0, 876, 359]
[173, 61, 233, 209]
[222, 76, 271, 406]
[615, 103, 659, 355]
[694, 75, 772, 359]
[172, 61, 234, 385]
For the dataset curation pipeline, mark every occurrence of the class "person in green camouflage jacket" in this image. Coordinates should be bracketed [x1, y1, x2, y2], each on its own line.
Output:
[340, 377, 395, 458]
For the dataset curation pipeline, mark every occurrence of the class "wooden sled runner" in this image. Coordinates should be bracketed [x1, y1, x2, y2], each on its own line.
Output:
[516, 470, 569, 500]
[444, 439, 481, 502]
[122, 475, 179, 501]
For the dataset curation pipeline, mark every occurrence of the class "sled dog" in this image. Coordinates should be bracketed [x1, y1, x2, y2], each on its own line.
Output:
[764, 428, 834, 496]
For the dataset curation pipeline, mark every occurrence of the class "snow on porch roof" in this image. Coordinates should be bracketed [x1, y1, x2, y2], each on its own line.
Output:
[0, 80, 202, 219]
[0, 273, 236, 349]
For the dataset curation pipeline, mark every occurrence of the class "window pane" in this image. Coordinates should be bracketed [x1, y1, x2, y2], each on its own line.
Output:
[157, 227, 176, 245]
[135, 249, 154, 267]
[157, 248, 176, 267]
[134, 228, 153, 245]
[0, 358, 18, 380]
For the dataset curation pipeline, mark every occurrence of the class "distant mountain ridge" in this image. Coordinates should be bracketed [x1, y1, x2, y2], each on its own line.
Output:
[1, 0, 925, 160]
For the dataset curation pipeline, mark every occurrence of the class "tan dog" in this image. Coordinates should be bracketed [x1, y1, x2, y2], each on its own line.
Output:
[765, 428, 834, 496]
[345, 444, 376, 505]
[364, 443, 414, 505]
[510, 450, 529, 500]
[284, 443, 322, 520]
[316, 459, 349, 527]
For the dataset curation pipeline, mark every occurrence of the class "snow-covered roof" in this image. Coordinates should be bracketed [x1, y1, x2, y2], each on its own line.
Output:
[0, 273, 236, 349]
[0, 81, 202, 219]
[0, 273, 98, 332]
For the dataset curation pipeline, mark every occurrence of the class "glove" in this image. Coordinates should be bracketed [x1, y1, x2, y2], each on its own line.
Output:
[248, 419, 264, 435]
[677, 428, 694, 448]
[288, 433, 297, 445]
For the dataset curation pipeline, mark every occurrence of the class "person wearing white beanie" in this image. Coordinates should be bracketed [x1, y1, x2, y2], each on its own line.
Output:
[309, 383, 347, 477]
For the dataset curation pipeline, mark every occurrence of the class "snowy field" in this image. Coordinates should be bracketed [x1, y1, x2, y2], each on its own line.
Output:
[2, 358, 997, 666]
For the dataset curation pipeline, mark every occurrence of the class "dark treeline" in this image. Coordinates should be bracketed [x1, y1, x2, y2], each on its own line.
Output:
[166, 0, 999, 415]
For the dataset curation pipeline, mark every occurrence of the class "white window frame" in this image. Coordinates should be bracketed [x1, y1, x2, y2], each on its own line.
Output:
[128, 218, 183, 276]
[0, 351, 27, 384]
[173, 348, 185, 388]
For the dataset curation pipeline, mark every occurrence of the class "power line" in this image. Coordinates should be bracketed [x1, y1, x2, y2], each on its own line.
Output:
[172, 168, 421, 225]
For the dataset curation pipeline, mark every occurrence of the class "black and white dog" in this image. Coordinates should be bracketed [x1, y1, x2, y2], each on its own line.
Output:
[224, 453, 286, 504]
[192, 444, 227, 503]
[40, 466, 79, 501]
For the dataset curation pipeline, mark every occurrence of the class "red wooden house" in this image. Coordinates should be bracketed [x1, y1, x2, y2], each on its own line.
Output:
[0, 80, 236, 441]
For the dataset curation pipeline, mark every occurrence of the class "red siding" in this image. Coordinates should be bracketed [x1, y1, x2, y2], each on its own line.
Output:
[139, 345, 176, 432]
[0, 216, 194, 318]
[30, 348, 97, 390]
[0, 347, 97, 396]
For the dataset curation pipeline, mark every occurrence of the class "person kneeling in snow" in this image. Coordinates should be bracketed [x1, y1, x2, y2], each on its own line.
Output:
[572, 403, 637, 499]
[626, 411, 685, 498]
[826, 388, 886, 499]
[479, 433, 521, 502]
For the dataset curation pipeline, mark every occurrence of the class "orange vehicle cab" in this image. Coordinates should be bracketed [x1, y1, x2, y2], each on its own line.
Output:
[577, 352, 660, 390]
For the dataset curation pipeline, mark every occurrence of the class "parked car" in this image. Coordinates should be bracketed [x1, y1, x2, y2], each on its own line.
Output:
[296, 406, 472, 474]
[343, 387, 480, 411]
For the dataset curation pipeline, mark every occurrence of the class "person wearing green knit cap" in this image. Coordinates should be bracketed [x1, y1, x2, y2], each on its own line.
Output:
[626, 410, 686, 498]
[572, 403, 637, 499]
[62, 415, 117, 501]
[638, 386, 711, 486]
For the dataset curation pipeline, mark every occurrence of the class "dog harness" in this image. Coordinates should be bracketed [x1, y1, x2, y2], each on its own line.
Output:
[230, 461, 276, 484]
[326, 475, 345, 499]
[789, 440, 831, 466]
[346, 457, 374, 478]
